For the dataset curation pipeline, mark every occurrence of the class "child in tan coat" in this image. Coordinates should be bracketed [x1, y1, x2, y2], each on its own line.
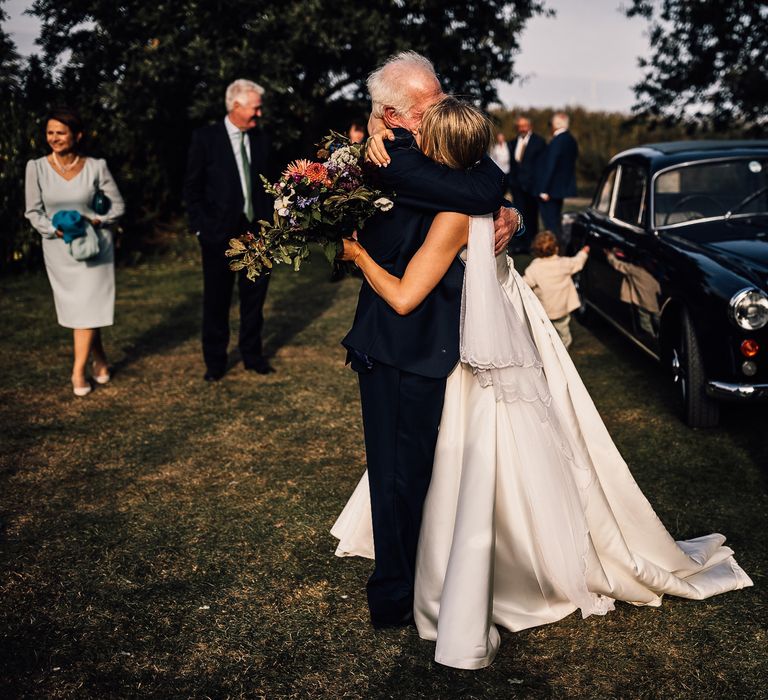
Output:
[523, 230, 589, 349]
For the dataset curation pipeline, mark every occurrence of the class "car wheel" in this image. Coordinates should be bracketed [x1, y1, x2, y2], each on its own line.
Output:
[669, 310, 720, 428]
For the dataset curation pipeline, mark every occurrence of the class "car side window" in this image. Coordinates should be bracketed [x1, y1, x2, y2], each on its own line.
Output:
[594, 168, 617, 214]
[614, 164, 648, 227]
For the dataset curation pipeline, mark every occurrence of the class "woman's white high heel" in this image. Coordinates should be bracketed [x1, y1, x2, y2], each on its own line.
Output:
[72, 377, 92, 397]
[92, 362, 111, 385]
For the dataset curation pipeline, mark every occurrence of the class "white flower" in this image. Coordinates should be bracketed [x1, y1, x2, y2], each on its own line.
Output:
[374, 197, 394, 212]
[330, 146, 358, 166]
[274, 195, 292, 216]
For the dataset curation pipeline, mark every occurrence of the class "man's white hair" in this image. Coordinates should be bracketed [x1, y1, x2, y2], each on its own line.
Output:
[367, 51, 441, 119]
[225, 79, 265, 112]
[552, 111, 570, 130]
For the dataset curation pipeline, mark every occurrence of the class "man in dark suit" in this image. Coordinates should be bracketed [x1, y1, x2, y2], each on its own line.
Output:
[344, 52, 520, 628]
[507, 115, 546, 252]
[537, 111, 579, 240]
[184, 79, 275, 380]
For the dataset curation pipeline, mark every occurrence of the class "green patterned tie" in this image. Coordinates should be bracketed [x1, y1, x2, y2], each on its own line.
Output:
[240, 131, 254, 222]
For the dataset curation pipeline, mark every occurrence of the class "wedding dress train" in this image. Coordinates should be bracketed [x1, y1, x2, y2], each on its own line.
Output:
[332, 215, 752, 670]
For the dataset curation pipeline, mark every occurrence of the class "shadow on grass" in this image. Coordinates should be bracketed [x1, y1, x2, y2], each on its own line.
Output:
[262, 261, 344, 358]
[363, 630, 553, 699]
[576, 310, 768, 478]
[721, 405, 768, 482]
[112, 292, 200, 375]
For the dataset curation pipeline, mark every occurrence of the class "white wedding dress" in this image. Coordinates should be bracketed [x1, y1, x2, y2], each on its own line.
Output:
[331, 215, 752, 670]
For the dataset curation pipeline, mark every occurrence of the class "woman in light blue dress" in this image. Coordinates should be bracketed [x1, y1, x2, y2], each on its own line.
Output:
[24, 109, 125, 396]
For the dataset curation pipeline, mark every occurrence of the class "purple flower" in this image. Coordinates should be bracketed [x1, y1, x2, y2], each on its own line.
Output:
[296, 195, 319, 209]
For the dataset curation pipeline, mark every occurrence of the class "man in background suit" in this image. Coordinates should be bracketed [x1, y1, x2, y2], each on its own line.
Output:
[185, 79, 275, 381]
[507, 115, 545, 252]
[537, 111, 579, 240]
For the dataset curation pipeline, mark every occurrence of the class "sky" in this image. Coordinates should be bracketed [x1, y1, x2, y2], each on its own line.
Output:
[3, 0, 649, 113]
[496, 0, 649, 111]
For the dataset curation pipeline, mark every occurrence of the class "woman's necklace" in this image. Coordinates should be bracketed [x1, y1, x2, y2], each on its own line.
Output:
[52, 152, 80, 173]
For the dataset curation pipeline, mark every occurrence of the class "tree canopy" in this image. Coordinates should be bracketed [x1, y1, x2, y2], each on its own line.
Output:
[0, 0, 549, 269]
[0, 4, 20, 93]
[28, 0, 548, 197]
[626, 0, 768, 133]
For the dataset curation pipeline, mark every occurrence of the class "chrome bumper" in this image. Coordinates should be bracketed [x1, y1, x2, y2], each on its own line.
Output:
[706, 381, 768, 400]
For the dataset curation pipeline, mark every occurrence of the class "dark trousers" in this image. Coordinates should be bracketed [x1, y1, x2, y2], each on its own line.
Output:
[540, 197, 565, 238]
[510, 186, 540, 250]
[199, 232, 270, 373]
[356, 360, 446, 624]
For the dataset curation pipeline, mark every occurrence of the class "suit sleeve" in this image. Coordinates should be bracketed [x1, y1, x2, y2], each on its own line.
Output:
[377, 147, 505, 215]
[537, 142, 557, 194]
[260, 131, 279, 182]
[184, 129, 207, 233]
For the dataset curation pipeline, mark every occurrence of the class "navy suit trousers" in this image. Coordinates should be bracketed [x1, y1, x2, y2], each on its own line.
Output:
[356, 359, 446, 625]
[199, 226, 270, 373]
[540, 198, 565, 239]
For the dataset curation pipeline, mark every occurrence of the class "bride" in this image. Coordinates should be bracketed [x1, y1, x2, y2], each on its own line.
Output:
[333, 96, 752, 670]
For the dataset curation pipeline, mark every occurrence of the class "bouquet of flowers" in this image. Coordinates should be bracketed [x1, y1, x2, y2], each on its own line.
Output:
[226, 132, 393, 280]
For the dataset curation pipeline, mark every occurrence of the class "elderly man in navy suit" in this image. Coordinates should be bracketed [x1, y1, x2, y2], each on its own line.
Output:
[185, 79, 275, 381]
[346, 52, 521, 629]
[537, 111, 579, 240]
[508, 115, 546, 252]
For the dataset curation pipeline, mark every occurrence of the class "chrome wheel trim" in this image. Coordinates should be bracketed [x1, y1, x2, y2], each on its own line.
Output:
[671, 347, 687, 401]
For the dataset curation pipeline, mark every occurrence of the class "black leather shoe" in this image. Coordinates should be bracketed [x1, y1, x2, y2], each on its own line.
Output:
[203, 369, 225, 382]
[370, 609, 415, 630]
[244, 357, 275, 375]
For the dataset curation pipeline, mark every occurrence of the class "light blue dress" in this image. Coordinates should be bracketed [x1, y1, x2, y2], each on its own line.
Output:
[25, 157, 125, 328]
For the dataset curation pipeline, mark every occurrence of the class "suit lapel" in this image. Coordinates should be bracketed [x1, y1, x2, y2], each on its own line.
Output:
[247, 129, 265, 180]
[217, 121, 244, 200]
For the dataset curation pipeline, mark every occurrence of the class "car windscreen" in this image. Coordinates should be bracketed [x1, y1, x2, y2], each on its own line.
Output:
[654, 157, 768, 228]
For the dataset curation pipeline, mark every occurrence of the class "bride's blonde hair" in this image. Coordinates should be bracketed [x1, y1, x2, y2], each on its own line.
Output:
[419, 96, 494, 170]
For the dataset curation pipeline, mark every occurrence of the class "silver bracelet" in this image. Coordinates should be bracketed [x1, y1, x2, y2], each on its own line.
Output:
[514, 208, 524, 233]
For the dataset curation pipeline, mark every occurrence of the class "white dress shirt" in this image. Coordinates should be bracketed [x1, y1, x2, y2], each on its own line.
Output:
[224, 116, 251, 216]
[514, 132, 531, 163]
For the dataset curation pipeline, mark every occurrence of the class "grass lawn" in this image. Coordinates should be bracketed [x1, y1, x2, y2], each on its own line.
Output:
[1, 242, 766, 699]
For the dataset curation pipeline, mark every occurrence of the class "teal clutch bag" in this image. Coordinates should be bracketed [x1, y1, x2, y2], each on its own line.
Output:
[91, 180, 111, 215]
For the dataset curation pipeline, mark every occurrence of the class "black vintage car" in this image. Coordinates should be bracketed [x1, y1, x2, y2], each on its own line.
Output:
[568, 140, 768, 427]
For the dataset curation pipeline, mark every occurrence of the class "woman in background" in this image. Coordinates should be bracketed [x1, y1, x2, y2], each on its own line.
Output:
[25, 108, 125, 396]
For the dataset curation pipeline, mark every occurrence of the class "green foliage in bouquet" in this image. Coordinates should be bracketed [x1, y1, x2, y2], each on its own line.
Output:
[226, 132, 393, 280]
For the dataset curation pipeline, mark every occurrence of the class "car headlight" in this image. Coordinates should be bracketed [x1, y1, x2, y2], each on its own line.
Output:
[729, 288, 768, 330]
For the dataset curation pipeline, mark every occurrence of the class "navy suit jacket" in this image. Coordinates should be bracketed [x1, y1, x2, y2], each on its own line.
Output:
[507, 132, 546, 193]
[536, 130, 579, 199]
[342, 129, 506, 378]
[184, 121, 273, 246]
